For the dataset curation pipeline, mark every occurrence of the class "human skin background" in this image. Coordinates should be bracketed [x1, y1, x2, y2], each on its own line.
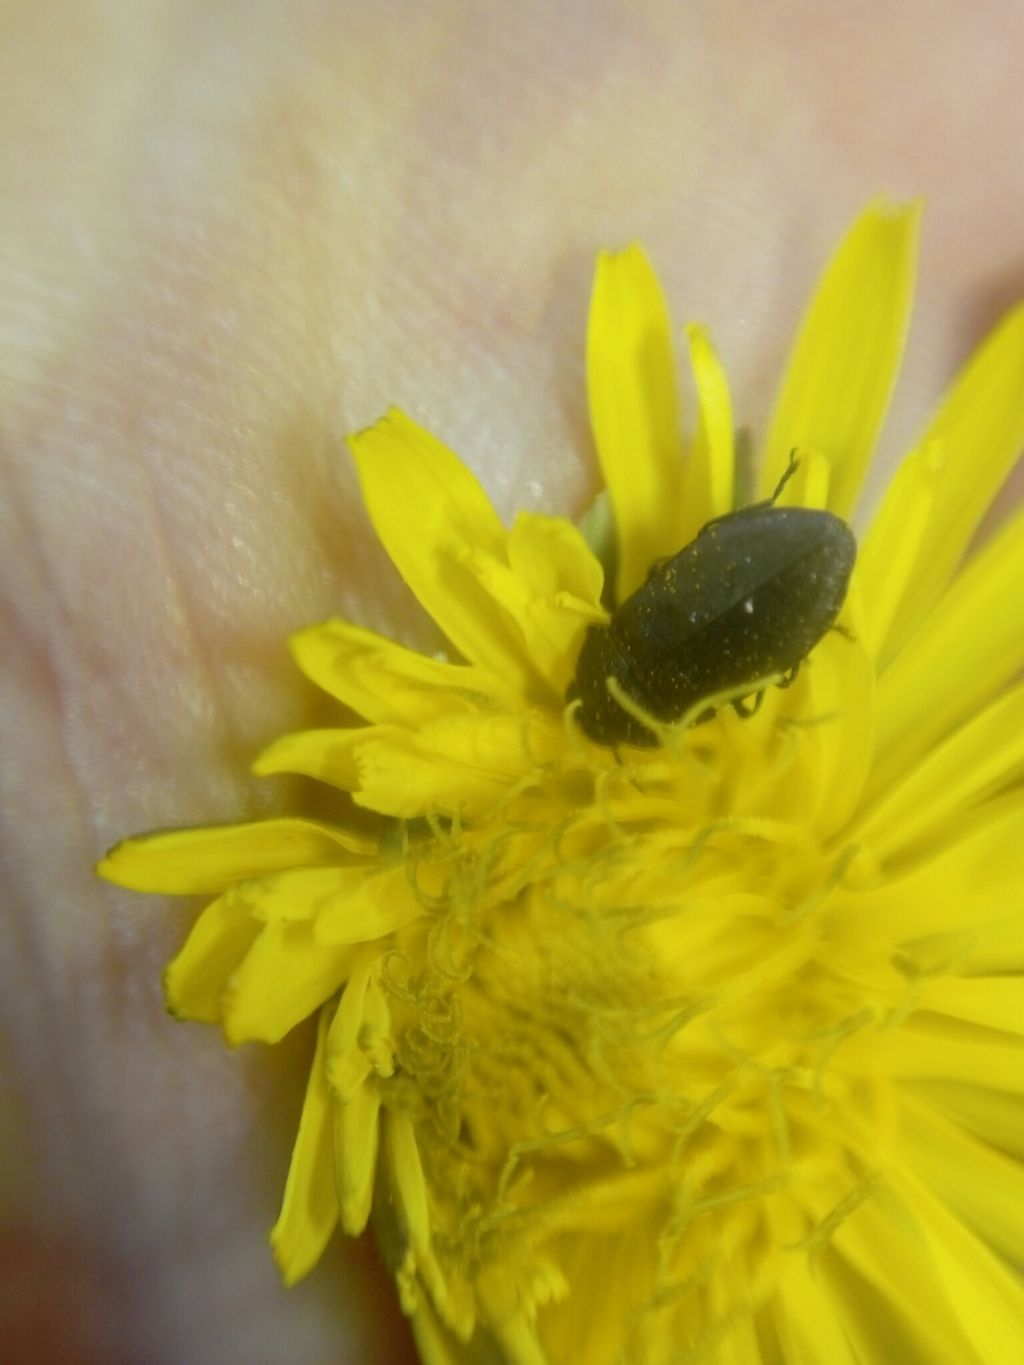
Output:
[2, 1, 1023, 1361]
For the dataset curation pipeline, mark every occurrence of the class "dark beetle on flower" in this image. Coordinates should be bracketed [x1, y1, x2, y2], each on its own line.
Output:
[569, 457, 857, 746]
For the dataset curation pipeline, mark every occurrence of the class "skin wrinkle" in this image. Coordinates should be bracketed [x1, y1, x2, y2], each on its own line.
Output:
[0, 608, 72, 1109]
[135, 398, 253, 794]
[3, 2, 1023, 1361]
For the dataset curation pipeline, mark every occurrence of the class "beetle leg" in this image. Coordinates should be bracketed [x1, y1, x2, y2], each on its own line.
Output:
[770, 449, 801, 503]
[777, 664, 800, 690]
[731, 691, 764, 719]
[700, 452, 802, 534]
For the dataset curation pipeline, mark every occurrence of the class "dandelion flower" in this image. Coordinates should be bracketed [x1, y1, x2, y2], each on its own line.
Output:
[99, 201, 1024, 1364]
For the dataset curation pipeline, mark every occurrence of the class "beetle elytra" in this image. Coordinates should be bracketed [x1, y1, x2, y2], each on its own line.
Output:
[568, 457, 856, 746]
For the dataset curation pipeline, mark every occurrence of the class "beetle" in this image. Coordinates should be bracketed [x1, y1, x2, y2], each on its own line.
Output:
[568, 457, 856, 746]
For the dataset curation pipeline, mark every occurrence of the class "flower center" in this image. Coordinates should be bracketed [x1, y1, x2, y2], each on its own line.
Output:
[387, 712, 890, 1348]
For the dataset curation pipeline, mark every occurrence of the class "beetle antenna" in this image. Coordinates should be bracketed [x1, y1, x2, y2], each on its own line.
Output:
[771, 450, 801, 503]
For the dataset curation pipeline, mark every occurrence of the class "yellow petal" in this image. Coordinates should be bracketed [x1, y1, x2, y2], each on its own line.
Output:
[252, 726, 369, 790]
[791, 605, 875, 835]
[843, 1018, 1024, 1091]
[912, 976, 1024, 1033]
[850, 682, 1024, 864]
[682, 322, 735, 537]
[838, 792, 1024, 948]
[956, 908, 1024, 976]
[887, 301, 1024, 644]
[97, 817, 372, 894]
[761, 199, 920, 517]
[326, 954, 376, 1101]
[352, 713, 563, 820]
[411, 1300, 477, 1365]
[868, 506, 1024, 801]
[353, 730, 511, 819]
[462, 545, 601, 693]
[504, 513, 606, 692]
[335, 1079, 381, 1236]
[904, 1080, 1024, 1158]
[288, 619, 519, 724]
[358, 966, 396, 1079]
[709, 1320, 762, 1365]
[349, 409, 534, 690]
[537, 1226, 657, 1365]
[218, 865, 358, 920]
[520, 590, 609, 697]
[385, 1108, 431, 1259]
[195, 863, 422, 944]
[901, 1097, 1024, 1264]
[506, 512, 605, 606]
[773, 1255, 860, 1365]
[888, 1168, 1024, 1358]
[312, 865, 424, 945]
[586, 244, 682, 600]
[490, 1316, 551, 1365]
[163, 894, 262, 1024]
[856, 442, 940, 661]
[222, 921, 354, 1045]
[270, 1007, 338, 1286]
[832, 1192, 986, 1364]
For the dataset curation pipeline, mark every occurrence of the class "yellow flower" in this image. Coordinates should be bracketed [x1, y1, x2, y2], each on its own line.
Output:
[98, 200, 1024, 1365]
